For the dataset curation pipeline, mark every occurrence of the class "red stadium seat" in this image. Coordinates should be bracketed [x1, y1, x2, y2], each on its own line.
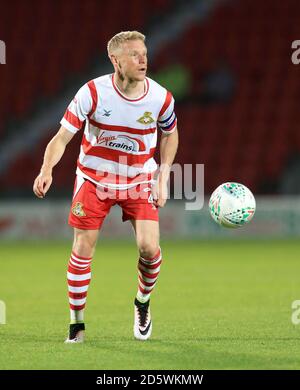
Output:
[1, 0, 299, 195]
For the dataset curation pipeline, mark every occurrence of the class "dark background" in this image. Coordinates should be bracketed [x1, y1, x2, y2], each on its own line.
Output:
[0, 0, 300, 198]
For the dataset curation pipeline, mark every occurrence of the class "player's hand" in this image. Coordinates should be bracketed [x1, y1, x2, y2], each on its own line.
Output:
[152, 177, 168, 208]
[33, 171, 52, 198]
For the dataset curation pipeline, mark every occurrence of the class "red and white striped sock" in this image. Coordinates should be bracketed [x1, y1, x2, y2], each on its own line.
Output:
[67, 251, 92, 324]
[136, 248, 162, 303]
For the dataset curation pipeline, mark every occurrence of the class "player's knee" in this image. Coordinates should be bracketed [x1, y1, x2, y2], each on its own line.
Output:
[138, 242, 160, 260]
[73, 232, 97, 258]
[72, 242, 95, 258]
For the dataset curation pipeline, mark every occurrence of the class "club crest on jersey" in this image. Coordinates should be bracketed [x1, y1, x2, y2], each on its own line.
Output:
[72, 202, 86, 217]
[137, 111, 154, 125]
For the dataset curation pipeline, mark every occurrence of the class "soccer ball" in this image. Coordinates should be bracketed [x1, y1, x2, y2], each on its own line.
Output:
[209, 182, 256, 228]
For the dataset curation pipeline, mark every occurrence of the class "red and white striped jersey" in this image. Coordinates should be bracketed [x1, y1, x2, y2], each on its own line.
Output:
[60, 73, 177, 189]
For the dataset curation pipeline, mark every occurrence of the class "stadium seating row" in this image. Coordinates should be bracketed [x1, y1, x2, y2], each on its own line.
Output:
[0, 0, 299, 195]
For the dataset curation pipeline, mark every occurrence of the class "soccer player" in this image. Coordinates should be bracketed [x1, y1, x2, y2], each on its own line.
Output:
[33, 31, 178, 343]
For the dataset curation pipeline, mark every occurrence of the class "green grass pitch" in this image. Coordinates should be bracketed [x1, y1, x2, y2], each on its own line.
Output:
[0, 239, 300, 370]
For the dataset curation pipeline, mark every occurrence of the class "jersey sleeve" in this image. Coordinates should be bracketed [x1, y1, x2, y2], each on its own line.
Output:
[157, 91, 177, 134]
[60, 82, 95, 134]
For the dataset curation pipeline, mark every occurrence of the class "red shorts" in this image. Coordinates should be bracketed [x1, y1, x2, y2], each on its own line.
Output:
[68, 176, 159, 230]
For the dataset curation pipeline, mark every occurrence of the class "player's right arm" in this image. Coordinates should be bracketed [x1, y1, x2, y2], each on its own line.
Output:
[33, 82, 95, 198]
[33, 126, 75, 198]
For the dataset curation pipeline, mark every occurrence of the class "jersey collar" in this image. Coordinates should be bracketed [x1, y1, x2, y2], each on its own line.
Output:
[111, 73, 149, 102]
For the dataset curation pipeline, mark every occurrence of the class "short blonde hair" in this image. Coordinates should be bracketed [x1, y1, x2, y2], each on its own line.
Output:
[107, 31, 146, 56]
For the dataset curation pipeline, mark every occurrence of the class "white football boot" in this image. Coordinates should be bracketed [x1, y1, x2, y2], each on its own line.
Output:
[64, 323, 85, 343]
[134, 298, 152, 341]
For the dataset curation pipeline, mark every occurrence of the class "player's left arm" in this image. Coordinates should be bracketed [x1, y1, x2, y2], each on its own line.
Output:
[152, 127, 179, 207]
